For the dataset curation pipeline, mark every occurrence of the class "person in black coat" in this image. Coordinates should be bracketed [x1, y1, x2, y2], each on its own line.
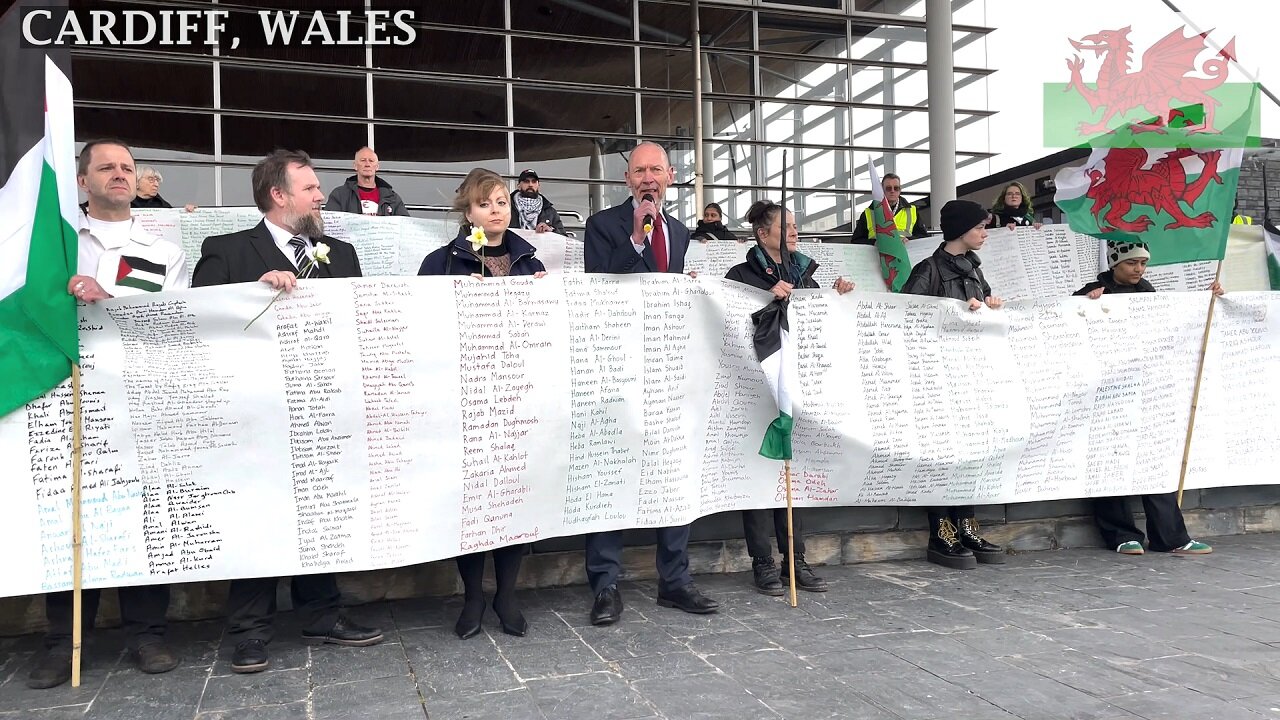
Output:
[1075, 241, 1219, 557]
[510, 169, 567, 235]
[692, 202, 742, 243]
[191, 150, 382, 674]
[419, 168, 544, 640]
[900, 199, 1006, 570]
[725, 200, 853, 595]
[580, 141, 711, 626]
[986, 182, 1042, 230]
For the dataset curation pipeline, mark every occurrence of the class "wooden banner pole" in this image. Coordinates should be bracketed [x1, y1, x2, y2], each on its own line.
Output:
[70, 364, 84, 687]
[1176, 263, 1223, 508]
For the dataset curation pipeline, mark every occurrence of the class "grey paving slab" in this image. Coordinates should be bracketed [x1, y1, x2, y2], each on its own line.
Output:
[7, 537, 1280, 719]
[526, 672, 655, 720]
[311, 675, 425, 720]
[195, 702, 310, 720]
[423, 688, 547, 720]
[197, 668, 308, 713]
[632, 671, 777, 719]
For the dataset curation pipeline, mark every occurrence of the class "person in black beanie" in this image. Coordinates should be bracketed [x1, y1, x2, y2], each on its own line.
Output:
[901, 199, 1006, 570]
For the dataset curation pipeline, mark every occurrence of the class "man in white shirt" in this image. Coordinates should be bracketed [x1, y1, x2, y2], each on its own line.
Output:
[67, 140, 187, 303]
[30, 139, 186, 690]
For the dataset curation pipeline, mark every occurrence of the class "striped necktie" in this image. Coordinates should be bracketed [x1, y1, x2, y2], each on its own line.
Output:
[288, 236, 313, 278]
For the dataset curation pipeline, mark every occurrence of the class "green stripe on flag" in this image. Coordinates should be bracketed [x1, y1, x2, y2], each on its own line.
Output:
[759, 412, 793, 461]
[0, 159, 79, 416]
[117, 276, 163, 293]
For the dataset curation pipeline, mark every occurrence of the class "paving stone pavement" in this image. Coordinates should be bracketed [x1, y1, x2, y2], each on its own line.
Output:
[4, 533, 1280, 719]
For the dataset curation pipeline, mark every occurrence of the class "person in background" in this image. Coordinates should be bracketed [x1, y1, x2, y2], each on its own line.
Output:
[325, 146, 409, 217]
[851, 172, 928, 244]
[725, 199, 853, 594]
[900, 199, 1007, 570]
[1075, 240, 1220, 557]
[131, 165, 197, 212]
[419, 167, 545, 638]
[987, 182, 1042, 230]
[511, 169, 567, 235]
[693, 202, 741, 242]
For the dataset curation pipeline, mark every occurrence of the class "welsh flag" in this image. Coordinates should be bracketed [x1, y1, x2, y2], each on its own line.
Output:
[1265, 222, 1280, 291]
[751, 298, 795, 460]
[0, 3, 79, 417]
[1053, 146, 1243, 265]
[1053, 87, 1258, 267]
[867, 159, 910, 291]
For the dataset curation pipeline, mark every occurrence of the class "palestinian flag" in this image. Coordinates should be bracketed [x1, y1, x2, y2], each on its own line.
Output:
[117, 256, 166, 293]
[1265, 222, 1280, 291]
[0, 2, 79, 418]
[868, 159, 910, 291]
[751, 298, 795, 460]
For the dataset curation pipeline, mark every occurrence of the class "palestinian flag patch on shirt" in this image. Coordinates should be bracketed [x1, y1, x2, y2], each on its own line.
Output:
[116, 255, 166, 292]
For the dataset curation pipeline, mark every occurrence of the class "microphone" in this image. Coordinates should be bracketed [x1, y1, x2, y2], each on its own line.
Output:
[641, 194, 655, 235]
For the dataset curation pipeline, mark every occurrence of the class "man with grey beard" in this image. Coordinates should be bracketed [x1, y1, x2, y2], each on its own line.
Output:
[191, 149, 381, 674]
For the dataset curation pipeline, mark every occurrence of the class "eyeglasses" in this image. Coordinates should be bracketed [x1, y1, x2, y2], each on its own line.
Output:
[883, 185, 901, 191]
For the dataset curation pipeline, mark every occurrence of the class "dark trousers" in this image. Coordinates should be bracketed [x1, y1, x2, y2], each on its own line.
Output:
[585, 526, 692, 595]
[742, 508, 806, 558]
[44, 585, 169, 651]
[1094, 492, 1191, 552]
[456, 544, 525, 606]
[927, 506, 976, 527]
[226, 575, 341, 643]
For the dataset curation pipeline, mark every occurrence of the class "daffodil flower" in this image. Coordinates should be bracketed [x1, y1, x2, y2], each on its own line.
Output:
[469, 226, 486, 252]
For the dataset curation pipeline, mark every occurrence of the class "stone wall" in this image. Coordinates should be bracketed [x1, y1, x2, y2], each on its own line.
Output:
[2, 485, 1277, 636]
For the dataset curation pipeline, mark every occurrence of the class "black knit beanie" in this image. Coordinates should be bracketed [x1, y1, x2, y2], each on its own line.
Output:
[940, 200, 989, 241]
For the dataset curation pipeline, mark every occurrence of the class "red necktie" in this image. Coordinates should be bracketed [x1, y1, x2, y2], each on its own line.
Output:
[651, 215, 668, 273]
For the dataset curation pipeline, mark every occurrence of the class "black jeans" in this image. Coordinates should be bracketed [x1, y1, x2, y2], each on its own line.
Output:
[225, 575, 341, 643]
[44, 585, 170, 651]
[1094, 492, 1191, 552]
[742, 508, 806, 558]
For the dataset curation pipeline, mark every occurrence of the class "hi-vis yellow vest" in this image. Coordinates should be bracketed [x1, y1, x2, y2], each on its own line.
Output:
[1233, 215, 1253, 225]
[865, 204, 917, 234]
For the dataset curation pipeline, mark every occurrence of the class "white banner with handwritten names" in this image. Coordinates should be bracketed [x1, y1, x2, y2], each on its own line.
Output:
[1, 274, 1273, 597]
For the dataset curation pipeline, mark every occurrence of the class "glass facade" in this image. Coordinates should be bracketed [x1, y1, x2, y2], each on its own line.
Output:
[71, 0, 995, 233]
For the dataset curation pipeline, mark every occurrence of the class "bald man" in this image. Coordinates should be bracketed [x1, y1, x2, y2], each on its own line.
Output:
[325, 146, 409, 217]
[581, 141, 717, 625]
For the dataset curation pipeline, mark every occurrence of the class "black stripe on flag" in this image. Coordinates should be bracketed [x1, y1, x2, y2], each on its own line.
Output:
[0, 1, 70, 184]
[122, 255, 166, 276]
[750, 298, 789, 363]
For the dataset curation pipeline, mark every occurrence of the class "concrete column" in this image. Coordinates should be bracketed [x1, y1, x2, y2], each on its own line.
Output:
[589, 141, 604, 217]
[925, 0, 956, 225]
[692, 0, 705, 211]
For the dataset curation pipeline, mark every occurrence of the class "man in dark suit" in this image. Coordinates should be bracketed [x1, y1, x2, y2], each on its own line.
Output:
[191, 149, 382, 673]
[581, 141, 718, 625]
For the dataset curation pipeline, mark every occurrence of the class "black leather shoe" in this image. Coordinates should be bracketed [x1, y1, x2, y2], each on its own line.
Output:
[455, 598, 485, 640]
[493, 596, 527, 637]
[781, 555, 829, 593]
[657, 584, 720, 614]
[134, 642, 179, 674]
[231, 639, 269, 674]
[751, 557, 785, 596]
[927, 518, 977, 570]
[26, 648, 72, 689]
[590, 586, 623, 626]
[959, 518, 1006, 564]
[302, 615, 384, 647]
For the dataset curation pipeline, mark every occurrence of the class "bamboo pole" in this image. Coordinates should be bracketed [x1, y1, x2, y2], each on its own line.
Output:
[1175, 263, 1223, 508]
[70, 363, 84, 687]
[784, 460, 798, 608]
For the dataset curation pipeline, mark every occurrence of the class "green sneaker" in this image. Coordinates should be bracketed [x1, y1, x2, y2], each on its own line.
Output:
[1116, 541, 1144, 555]
[1172, 540, 1213, 555]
